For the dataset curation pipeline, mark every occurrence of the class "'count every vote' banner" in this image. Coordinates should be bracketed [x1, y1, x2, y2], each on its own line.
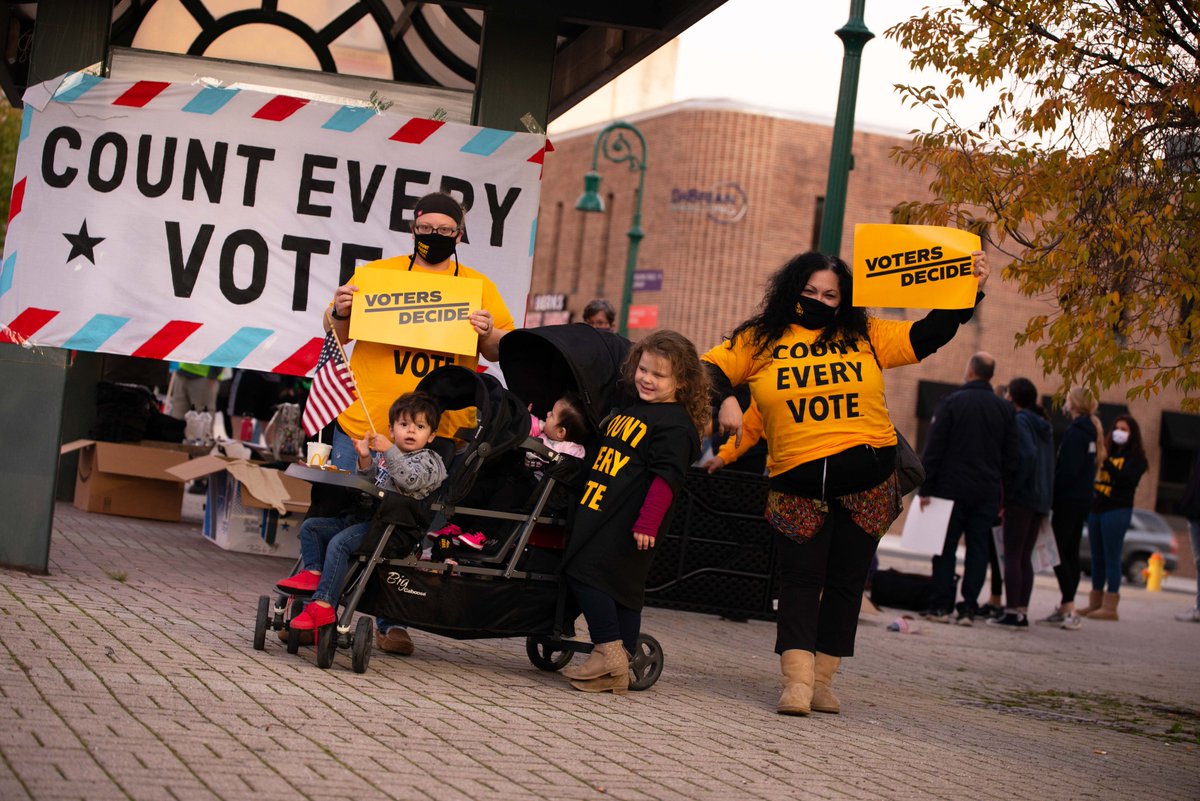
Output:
[0, 72, 548, 374]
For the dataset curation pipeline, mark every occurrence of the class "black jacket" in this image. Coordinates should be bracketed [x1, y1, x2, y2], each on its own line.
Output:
[919, 379, 1017, 503]
[1053, 415, 1098, 508]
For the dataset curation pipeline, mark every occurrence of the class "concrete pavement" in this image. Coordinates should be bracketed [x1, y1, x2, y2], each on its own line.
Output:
[1, 499, 1196, 801]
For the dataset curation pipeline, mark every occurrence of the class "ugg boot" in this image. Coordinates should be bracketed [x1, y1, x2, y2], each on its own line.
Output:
[567, 642, 629, 695]
[1086, 592, 1120, 621]
[811, 653, 841, 714]
[777, 650, 815, 715]
[562, 641, 626, 681]
[1076, 589, 1104, 616]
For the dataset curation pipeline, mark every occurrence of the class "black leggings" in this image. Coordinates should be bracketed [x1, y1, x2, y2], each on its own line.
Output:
[1051, 503, 1088, 605]
[775, 502, 879, 657]
[568, 578, 640, 655]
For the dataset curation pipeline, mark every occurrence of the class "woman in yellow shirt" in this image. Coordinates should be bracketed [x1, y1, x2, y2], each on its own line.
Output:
[703, 249, 988, 716]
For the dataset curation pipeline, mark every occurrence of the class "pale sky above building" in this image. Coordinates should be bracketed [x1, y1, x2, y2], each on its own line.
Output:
[673, 0, 986, 135]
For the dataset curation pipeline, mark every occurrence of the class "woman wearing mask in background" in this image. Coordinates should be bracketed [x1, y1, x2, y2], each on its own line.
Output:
[1085, 415, 1147, 621]
[1040, 388, 1103, 629]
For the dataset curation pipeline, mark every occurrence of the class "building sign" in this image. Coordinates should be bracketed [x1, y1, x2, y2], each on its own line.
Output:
[627, 304, 659, 329]
[529, 293, 568, 312]
[669, 181, 747, 224]
[632, 269, 663, 292]
[525, 310, 571, 327]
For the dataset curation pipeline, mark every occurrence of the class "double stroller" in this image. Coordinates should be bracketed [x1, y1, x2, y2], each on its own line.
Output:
[252, 325, 666, 688]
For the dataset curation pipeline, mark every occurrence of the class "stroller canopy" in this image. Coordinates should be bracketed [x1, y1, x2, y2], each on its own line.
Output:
[499, 324, 632, 430]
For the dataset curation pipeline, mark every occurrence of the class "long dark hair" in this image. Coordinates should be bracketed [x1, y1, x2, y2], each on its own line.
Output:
[727, 252, 869, 358]
[1106, 414, 1145, 461]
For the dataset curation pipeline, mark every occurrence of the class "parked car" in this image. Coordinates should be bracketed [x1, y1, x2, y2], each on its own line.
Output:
[1079, 508, 1180, 586]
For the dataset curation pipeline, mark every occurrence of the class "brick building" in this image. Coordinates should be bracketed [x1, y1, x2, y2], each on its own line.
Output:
[529, 99, 1199, 514]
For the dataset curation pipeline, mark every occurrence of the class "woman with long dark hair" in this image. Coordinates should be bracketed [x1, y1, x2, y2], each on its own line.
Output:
[703, 249, 988, 715]
[1084, 414, 1147, 621]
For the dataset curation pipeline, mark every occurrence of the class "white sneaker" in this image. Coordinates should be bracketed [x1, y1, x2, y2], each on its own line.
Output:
[1060, 613, 1083, 630]
[1175, 607, 1200, 622]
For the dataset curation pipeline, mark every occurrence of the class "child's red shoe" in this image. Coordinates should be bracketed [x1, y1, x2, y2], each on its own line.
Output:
[456, 531, 486, 550]
[276, 570, 320, 593]
[289, 602, 336, 630]
[428, 523, 461, 540]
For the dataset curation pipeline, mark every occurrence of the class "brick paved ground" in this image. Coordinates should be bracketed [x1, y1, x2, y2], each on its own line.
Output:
[1, 500, 1196, 801]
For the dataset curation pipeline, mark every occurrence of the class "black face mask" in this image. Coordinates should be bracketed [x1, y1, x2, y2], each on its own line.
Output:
[414, 232, 457, 265]
[796, 295, 838, 330]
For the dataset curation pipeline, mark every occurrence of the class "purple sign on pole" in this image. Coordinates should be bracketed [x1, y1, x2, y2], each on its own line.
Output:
[632, 269, 663, 292]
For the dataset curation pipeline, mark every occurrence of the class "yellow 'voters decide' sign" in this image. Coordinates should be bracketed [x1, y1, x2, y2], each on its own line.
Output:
[349, 267, 483, 356]
[852, 224, 981, 309]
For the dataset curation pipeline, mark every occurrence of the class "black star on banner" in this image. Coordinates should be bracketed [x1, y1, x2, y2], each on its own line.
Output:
[64, 221, 105, 264]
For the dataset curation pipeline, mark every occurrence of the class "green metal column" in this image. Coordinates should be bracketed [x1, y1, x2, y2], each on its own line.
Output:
[0, 0, 110, 572]
[817, 0, 874, 258]
[471, 2, 558, 132]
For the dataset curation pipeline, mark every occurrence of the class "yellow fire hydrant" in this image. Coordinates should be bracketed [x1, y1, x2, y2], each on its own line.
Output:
[1143, 552, 1166, 592]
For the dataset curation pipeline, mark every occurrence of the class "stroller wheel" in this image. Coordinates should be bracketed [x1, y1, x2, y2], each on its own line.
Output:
[351, 617, 374, 674]
[628, 634, 664, 691]
[526, 636, 573, 672]
[315, 624, 337, 669]
[253, 595, 270, 651]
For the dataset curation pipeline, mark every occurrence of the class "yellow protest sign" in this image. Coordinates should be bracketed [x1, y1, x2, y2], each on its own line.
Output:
[349, 267, 483, 356]
[852, 224, 981, 309]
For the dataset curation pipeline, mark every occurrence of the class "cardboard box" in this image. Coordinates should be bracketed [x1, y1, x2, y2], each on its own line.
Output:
[60, 440, 194, 522]
[168, 456, 311, 558]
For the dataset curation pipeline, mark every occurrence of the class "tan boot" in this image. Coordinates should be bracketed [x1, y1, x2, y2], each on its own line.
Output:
[1086, 592, 1120, 621]
[1076, 589, 1103, 616]
[567, 642, 629, 694]
[777, 650, 815, 715]
[811, 653, 841, 714]
[562, 641, 626, 680]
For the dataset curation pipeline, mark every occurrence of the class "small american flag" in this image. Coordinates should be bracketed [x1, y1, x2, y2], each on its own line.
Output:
[302, 331, 358, 437]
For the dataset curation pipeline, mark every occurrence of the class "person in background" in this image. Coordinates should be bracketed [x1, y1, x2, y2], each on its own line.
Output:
[1176, 450, 1200, 623]
[583, 298, 617, 331]
[322, 191, 515, 656]
[1040, 387, 1103, 630]
[988, 378, 1053, 629]
[920, 353, 1017, 627]
[704, 249, 990, 716]
[1085, 414, 1148, 621]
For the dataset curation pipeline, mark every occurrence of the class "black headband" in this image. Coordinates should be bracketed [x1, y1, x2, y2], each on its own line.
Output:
[414, 193, 465, 225]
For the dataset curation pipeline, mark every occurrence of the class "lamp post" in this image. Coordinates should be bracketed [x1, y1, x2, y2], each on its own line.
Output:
[575, 121, 647, 337]
[817, 0, 873, 257]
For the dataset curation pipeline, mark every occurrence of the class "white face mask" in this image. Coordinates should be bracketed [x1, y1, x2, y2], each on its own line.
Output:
[1111, 429, 1130, 446]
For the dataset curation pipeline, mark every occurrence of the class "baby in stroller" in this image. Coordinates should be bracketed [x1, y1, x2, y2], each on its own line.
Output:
[432, 391, 589, 553]
[277, 392, 447, 633]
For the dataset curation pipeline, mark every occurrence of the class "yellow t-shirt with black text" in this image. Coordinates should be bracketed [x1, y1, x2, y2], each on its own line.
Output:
[336, 256, 514, 441]
[703, 317, 916, 476]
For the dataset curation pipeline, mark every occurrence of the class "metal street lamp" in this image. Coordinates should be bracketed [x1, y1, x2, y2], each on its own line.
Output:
[575, 121, 647, 337]
[818, 0, 874, 257]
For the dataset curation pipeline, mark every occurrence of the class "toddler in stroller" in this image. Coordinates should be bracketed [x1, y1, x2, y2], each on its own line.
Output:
[432, 391, 589, 553]
[275, 392, 446, 634]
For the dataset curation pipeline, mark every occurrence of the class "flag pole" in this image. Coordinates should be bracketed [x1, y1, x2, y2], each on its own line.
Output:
[325, 309, 378, 436]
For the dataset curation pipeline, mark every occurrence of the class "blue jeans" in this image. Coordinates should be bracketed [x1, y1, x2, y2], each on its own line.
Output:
[1087, 508, 1132, 593]
[569, 578, 640, 656]
[929, 498, 999, 614]
[330, 424, 359, 471]
[299, 515, 370, 605]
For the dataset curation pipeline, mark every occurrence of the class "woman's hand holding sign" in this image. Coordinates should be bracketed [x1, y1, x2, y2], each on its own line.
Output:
[971, 250, 989, 291]
[470, 308, 506, 361]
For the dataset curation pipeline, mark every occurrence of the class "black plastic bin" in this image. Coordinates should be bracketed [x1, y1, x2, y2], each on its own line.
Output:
[645, 467, 780, 621]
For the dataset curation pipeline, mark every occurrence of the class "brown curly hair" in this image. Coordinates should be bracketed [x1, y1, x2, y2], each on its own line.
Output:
[620, 330, 711, 440]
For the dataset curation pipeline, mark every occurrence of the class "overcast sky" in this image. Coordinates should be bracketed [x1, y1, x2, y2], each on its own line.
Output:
[673, 1, 988, 135]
